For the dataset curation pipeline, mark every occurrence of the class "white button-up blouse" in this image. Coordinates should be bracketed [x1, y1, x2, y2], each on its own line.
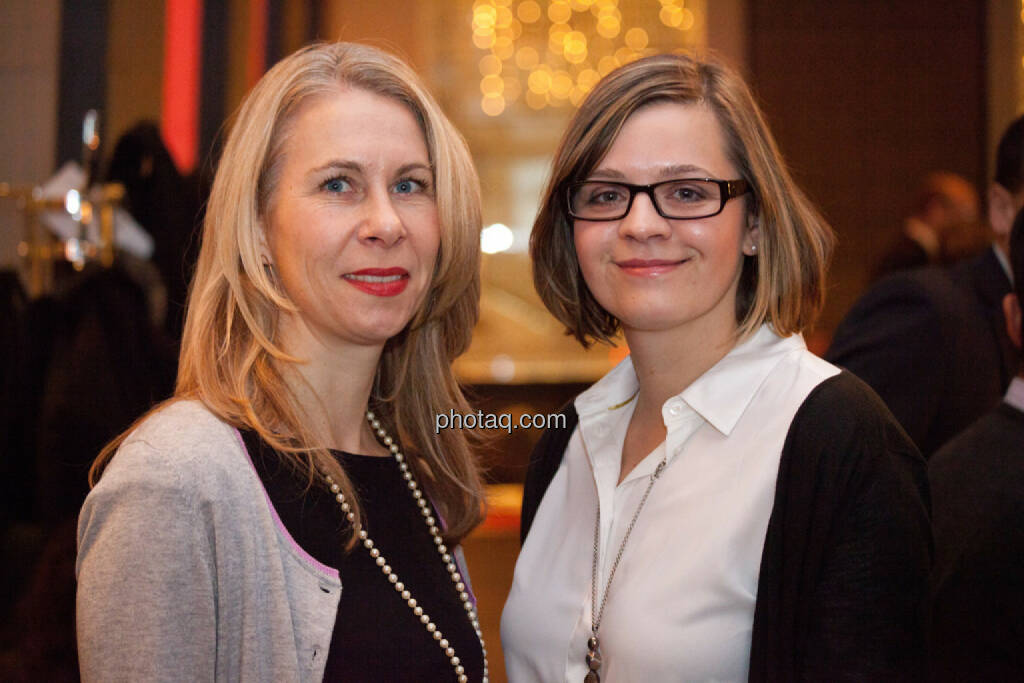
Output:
[500, 326, 840, 682]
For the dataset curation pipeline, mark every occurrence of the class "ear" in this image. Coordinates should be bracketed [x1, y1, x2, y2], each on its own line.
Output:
[257, 221, 274, 267]
[742, 215, 761, 256]
[1003, 292, 1022, 350]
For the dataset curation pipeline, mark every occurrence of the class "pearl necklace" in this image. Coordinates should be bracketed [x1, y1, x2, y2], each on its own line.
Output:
[320, 410, 489, 683]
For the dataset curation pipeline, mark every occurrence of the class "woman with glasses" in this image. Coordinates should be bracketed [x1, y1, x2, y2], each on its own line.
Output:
[501, 53, 930, 681]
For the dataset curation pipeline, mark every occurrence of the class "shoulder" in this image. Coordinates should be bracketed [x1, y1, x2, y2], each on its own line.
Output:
[952, 246, 1010, 295]
[97, 399, 251, 500]
[783, 372, 925, 483]
[793, 370, 897, 424]
[125, 399, 239, 455]
[825, 269, 961, 361]
[930, 404, 1024, 481]
[853, 268, 958, 307]
[790, 371, 914, 440]
[836, 267, 976, 334]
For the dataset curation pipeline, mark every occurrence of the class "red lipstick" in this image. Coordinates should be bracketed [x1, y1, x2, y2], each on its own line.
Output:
[342, 267, 410, 296]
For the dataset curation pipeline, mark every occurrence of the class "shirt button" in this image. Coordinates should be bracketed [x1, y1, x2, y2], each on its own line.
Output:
[666, 400, 684, 417]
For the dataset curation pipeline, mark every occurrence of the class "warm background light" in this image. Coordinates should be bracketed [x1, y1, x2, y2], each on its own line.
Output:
[472, 0, 701, 115]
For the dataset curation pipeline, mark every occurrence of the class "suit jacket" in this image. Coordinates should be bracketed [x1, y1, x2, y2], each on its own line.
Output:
[874, 233, 932, 280]
[826, 247, 1016, 457]
[521, 372, 931, 682]
[927, 401, 1024, 680]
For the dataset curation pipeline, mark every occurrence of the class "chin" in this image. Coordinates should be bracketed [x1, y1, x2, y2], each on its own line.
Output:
[613, 303, 692, 330]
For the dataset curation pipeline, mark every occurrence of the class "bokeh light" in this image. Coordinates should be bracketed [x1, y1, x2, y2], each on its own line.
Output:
[472, 0, 702, 115]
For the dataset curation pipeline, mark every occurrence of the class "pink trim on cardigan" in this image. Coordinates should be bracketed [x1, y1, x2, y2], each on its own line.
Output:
[235, 428, 475, 605]
[234, 429, 340, 581]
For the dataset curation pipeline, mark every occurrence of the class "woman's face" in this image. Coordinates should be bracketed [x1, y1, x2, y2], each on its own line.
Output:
[572, 102, 758, 339]
[264, 87, 440, 352]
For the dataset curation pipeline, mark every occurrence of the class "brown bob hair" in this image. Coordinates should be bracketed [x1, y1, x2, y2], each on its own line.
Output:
[531, 53, 834, 346]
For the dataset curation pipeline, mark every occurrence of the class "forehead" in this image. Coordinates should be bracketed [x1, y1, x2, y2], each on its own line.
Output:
[595, 102, 734, 179]
[279, 86, 429, 168]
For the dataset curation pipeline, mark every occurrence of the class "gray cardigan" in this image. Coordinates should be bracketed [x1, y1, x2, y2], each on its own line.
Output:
[76, 400, 342, 682]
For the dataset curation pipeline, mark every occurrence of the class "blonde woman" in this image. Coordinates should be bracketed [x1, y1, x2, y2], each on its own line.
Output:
[76, 43, 488, 682]
[501, 54, 930, 681]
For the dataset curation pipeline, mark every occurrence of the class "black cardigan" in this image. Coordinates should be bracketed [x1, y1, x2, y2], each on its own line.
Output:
[520, 371, 931, 682]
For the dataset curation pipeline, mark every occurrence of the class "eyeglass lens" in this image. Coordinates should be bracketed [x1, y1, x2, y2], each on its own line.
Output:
[571, 179, 723, 219]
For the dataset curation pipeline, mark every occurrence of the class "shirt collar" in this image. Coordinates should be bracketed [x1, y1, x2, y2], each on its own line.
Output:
[678, 326, 804, 435]
[1005, 376, 1024, 412]
[574, 325, 805, 435]
[574, 353, 640, 417]
[992, 243, 1012, 284]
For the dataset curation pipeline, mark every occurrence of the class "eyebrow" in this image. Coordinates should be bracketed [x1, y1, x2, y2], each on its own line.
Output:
[308, 160, 434, 177]
[586, 164, 713, 180]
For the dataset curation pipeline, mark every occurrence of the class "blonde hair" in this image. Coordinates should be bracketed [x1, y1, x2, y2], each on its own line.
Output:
[91, 42, 485, 544]
[531, 52, 834, 346]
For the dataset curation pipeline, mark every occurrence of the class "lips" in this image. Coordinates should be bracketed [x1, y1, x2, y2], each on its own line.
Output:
[342, 267, 410, 296]
[615, 258, 687, 277]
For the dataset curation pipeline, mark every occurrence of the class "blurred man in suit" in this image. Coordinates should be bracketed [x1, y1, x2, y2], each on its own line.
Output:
[874, 171, 980, 279]
[925, 206, 1024, 680]
[826, 115, 1024, 456]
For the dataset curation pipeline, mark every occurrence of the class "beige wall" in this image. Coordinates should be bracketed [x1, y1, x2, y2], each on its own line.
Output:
[321, 1, 433, 73]
[106, 0, 165, 150]
[0, 0, 61, 272]
[987, 0, 1024, 180]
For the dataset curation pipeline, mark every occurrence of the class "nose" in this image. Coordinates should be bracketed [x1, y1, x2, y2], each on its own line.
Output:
[617, 190, 671, 242]
[358, 188, 406, 247]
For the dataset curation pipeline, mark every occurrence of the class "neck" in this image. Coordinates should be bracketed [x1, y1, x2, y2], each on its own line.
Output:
[617, 315, 740, 483]
[626, 318, 739, 417]
[278, 315, 386, 456]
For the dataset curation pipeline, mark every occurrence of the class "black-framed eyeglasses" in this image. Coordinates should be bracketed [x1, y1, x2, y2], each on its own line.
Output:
[566, 178, 751, 221]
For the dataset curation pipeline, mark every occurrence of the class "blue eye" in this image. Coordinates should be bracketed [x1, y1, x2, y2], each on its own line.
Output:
[322, 177, 351, 193]
[393, 178, 426, 194]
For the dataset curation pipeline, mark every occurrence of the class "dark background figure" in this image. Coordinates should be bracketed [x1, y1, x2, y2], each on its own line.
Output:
[104, 120, 205, 341]
[926, 206, 1024, 680]
[34, 266, 176, 525]
[0, 121, 202, 680]
[0, 266, 176, 682]
[0, 271, 31, 535]
[825, 115, 1024, 457]
[874, 171, 982, 280]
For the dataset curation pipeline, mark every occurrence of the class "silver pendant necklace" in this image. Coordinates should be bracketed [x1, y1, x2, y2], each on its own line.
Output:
[320, 410, 489, 683]
[585, 455, 667, 683]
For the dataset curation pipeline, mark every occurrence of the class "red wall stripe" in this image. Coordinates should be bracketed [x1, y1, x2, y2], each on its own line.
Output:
[161, 0, 203, 173]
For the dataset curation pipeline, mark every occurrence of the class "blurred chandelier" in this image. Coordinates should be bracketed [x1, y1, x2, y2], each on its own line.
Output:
[472, 0, 700, 116]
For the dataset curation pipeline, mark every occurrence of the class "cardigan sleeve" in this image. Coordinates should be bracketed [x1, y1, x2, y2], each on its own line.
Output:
[749, 372, 932, 682]
[76, 439, 218, 683]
